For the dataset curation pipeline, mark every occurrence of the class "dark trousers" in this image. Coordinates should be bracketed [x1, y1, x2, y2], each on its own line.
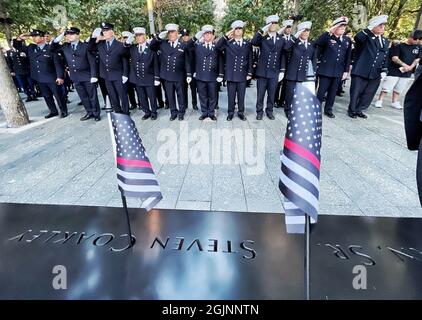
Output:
[156, 83, 165, 108]
[275, 79, 287, 107]
[196, 80, 217, 117]
[256, 77, 278, 116]
[74, 81, 100, 116]
[317, 75, 342, 113]
[16, 74, 36, 97]
[38, 82, 67, 114]
[227, 81, 246, 116]
[127, 82, 138, 108]
[98, 77, 108, 106]
[284, 80, 298, 114]
[135, 85, 157, 116]
[184, 78, 198, 108]
[164, 80, 185, 116]
[105, 79, 129, 114]
[348, 75, 380, 114]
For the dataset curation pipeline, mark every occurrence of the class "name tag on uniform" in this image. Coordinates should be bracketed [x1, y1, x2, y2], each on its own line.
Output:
[330, 40, 337, 44]
[20, 52, 26, 57]
[43, 54, 50, 57]
[178, 48, 184, 52]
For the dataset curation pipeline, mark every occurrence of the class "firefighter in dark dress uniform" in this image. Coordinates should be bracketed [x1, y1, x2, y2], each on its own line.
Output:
[215, 20, 253, 121]
[251, 14, 288, 120]
[17, 29, 68, 118]
[51, 27, 101, 121]
[315, 16, 352, 118]
[347, 15, 389, 119]
[125, 27, 160, 120]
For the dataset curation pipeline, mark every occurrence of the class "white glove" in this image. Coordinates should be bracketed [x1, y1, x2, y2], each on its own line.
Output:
[193, 72, 196, 78]
[342, 72, 348, 81]
[380, 72, 387, 80]
[186, 77, 192, 84]
[54, 32, 65, 43]
[195, 31, 203, 40]
[92, 28, 102, 38]
[277, 27, 285, 35]
[216, 77, 223, 83]
[158, 31, 168, 40]
[90, 77, 98, 83]
[261, 23, 271, 34]
[278, 72, 285, 82]
[122, 76, 128, 84]
[154, 80, 160, 86]
[125, 33, 134, 44]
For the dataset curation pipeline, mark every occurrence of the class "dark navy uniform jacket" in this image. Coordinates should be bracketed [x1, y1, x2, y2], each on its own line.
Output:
[51, 41, 97, 83]
[87, 38, 129, 81]
[215, 36, 253, 82]
[251, 31, 287, 78]
[127, 43, 159, 86]
[315, 32, 352, 78]
[6, 49, 31, 75]
[284, 38, 317, 82]
[19, 42, 64, 83]
[149, 37, 192, 82]
[187, 40, 224, 82]
[351, 29, 389, 79]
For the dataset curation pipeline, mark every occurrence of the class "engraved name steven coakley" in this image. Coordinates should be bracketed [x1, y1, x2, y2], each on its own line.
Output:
[162, 304, 259, 317]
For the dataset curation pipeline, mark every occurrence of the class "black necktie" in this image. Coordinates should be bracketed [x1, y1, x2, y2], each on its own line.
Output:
[72, 44, 77, 51]
[107, 41, 111, 51]
[207, 44, 210, 50]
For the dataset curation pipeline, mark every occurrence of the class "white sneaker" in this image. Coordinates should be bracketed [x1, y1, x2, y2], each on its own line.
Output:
[374, 100, 383, 108]
[391, 101, 403, 109]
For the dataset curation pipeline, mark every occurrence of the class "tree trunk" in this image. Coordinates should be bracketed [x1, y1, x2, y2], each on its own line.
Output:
[0, 55, 30, 128]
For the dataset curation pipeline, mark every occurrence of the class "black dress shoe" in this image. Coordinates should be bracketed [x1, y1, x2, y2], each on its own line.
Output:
[80, 114, 93, 121]
[238, 114, 246, 121]
[227, 115, 233, 121]
[60, 112, 68, 118]
[78, 101, 83, 106]
[157, 104, 164, 109]
[357, 112, 367, 119]
[256, 114, 263, 120]
[45, 113, 59, 119]
[170, 115, 177, 121]
[25, 97, 32, 102]
[215, 105, 219, 110]
[178, 114, 184, 121]
[151, 114, 157, 120]
[94, 116, 101, 122]
[129, 105, 137, 110]
[348, 111, 357, 118]
[142, 114, 151, 120]
[274, 104, 281, 108]
[164, 104, 169, 109]
[209, 116, 217, 121]
[199, 115, 207, 120]
[193, 105, 199, 110]
[324, 112, 335, 118]
[32, 97, 39, 101]
[267, 113, 275, 120]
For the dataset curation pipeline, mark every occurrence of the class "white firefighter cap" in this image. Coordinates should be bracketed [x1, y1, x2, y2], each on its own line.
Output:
[133, 27, 146, 35]
[165, 23, 179, 32]
[331, 16, 349, 27]
[367, 15, 388, 30]
[295, 21, 312, 38]
[201, 25, 214, 33]
[265, 15, 280, 25]
[283, 19, 294, 27]
[231, 20, 245, 29]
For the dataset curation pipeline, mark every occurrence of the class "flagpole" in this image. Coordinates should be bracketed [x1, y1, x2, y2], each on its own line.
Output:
[304, 214, 310, 300]
[105, 96, 134, 247]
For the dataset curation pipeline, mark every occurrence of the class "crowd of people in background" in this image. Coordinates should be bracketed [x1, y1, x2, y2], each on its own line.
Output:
[2, 14, 421, 123]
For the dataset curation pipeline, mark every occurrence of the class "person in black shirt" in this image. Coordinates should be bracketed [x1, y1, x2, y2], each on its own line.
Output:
[374, 31, 421, 109]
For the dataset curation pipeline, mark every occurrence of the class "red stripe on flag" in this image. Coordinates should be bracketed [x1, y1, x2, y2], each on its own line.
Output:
[117, 157, 152, 168]
[284, 138, 320, 170]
